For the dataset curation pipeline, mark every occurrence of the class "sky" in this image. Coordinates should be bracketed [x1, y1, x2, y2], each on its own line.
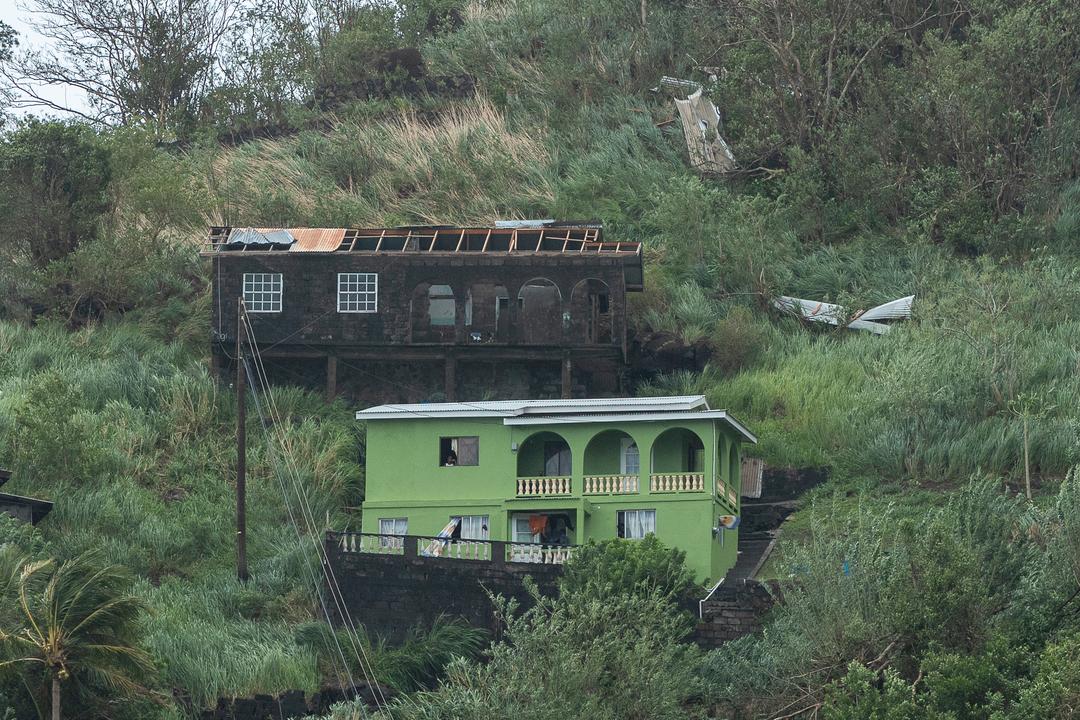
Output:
[0, 0, 90, 118]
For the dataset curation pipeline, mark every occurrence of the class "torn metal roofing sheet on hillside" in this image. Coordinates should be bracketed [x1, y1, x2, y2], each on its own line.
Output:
[674, 88, 736, 174]
[774, 295, 915, 334]
[654, 76, 702, 95]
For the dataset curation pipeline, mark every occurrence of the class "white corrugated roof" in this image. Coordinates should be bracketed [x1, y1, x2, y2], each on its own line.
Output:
[355, 396, 757, 443]
[501, 410, 756, 443]
[355, 395, 707, 420]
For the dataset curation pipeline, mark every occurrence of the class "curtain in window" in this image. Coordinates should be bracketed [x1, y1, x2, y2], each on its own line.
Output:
[456, 437, 479, 465]
[621, 510, 655, 539]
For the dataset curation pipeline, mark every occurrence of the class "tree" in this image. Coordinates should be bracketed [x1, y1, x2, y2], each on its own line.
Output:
[5, 0, 233, 137]
[0, 120, 111, 270]
[0, 554, 152, 720]
[1009, 390, 1056, 501]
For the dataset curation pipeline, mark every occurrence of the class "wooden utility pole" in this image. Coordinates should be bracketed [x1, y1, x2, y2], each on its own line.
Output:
[236, 299, 249, 581]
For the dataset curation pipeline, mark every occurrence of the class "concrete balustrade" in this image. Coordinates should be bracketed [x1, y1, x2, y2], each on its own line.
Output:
[649, 472, 706, 493]
[516, 475, 572, 496]
[582, 474, 639, 494]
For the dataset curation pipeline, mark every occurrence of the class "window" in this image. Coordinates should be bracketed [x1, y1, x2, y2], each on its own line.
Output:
[439, 436, 479, 466]
[378, 517, 407, 548]
[243, 273, 282, 312]
[513, 515, 540, 543]
[452, 515, 489, 540]
[543, 441, 571, 476]
[620, 438, 640, 475]
[338, 273, 377, 312]
[428, 285, 456, 326]
[617, 509, 656, 539]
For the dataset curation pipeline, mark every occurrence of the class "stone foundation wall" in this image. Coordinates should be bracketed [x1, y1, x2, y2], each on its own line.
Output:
[692, 580, 777, 649]
[324, 537, 563, 644]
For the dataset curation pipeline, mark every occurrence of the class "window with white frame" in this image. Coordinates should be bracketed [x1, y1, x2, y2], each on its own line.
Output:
[243, 273, 283, 312]
[617, 509, 656, 539]
[378, 517, 407, 548]
[512, 515, 540, 543]
[338, 273, 378, 313]
[453, 515, 489, 540]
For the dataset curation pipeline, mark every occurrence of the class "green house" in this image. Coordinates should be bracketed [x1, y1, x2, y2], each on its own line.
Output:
[355, 395, 757, 582]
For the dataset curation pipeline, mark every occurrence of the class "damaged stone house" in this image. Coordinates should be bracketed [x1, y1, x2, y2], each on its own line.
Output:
[204, 222, 643, 403]
[0, 469, 52, 525]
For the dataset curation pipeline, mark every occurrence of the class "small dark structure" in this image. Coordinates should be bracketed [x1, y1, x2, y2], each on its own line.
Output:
[204, 222, 644, 402]
[0, 469, 53, 525]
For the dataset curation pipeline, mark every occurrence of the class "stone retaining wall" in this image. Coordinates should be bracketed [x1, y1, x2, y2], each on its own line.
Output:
[693, 580, 777, 649]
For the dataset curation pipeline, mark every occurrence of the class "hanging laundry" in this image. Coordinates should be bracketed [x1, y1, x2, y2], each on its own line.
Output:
[421, 517, 460, 557]
[528, 514, 548, 535]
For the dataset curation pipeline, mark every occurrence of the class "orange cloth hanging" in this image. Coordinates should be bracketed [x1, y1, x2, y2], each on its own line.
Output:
[528, 514, 548, 535]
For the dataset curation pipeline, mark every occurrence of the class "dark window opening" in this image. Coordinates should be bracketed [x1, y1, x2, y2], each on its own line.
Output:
[440, 436, 479, 466]
[543, 441, 571, 475]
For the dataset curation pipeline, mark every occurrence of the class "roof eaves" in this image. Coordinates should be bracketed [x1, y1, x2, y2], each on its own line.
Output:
[502, 410, 758, 443]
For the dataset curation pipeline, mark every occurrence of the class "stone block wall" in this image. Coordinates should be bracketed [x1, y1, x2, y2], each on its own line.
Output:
[324, 537, 563, 644]
[692, 579, 777, 649]
[199, 684, 390, 720]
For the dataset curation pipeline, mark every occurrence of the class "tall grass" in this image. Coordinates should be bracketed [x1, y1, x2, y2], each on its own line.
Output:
[198, 99, 555, 228]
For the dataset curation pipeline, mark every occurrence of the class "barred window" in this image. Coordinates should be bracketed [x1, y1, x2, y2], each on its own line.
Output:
[338, 273, 378, 313]
[243, 273, 282, 312]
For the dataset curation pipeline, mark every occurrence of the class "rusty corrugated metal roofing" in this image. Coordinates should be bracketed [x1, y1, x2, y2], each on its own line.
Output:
[256, 227, 346, 252]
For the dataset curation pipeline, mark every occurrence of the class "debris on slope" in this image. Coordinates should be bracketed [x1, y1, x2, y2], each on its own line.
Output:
[774, 295, 915, 334]
[654, 76, 736, 175]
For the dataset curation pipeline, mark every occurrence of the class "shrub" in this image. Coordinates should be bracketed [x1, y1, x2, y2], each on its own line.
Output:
[821, 663, 925, 720]
[559, 534, 702, 610]
[9, 369, 100, 485]
[377, 588, 702, 720]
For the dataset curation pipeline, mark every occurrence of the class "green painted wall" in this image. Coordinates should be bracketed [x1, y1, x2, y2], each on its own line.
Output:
[582, 430, 631, 474]
[361, 414, 749, 582]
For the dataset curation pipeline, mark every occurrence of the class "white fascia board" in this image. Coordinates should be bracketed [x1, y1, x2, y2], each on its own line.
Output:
[516, 395, 707, 415]
[356, 409, 515, 420]
[503, 410, 758, 444]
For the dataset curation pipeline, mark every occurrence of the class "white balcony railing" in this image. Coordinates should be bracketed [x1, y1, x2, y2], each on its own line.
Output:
[582, 474, 639, 494]
[508, 544, 575, 564]
[650, 472, 706, 493]
[516, 476, 572, 496]
[339, 532, 405, 555]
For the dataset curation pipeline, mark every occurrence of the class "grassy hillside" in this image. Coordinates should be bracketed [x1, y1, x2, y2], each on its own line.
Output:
[1, 0, 1080, 716]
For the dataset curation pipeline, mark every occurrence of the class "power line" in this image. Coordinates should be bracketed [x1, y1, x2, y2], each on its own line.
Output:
[238, 306, 387, 712]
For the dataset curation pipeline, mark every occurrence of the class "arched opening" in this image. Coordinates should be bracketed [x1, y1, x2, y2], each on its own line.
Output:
[466, 282, 510, 343]
[517, 431, 572, 478]
[410, 282, 458, 342]
[650, 427, 705, 474]
[517, 278, 562, 344]
[583, 429, 640, 494]
[570, 278, 612, 344]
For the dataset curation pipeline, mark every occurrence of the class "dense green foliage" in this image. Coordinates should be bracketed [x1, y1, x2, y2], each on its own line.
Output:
[0, 552, 153, 718]
[1, 0, 1080, 715]
[559, 534, 703, 608]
